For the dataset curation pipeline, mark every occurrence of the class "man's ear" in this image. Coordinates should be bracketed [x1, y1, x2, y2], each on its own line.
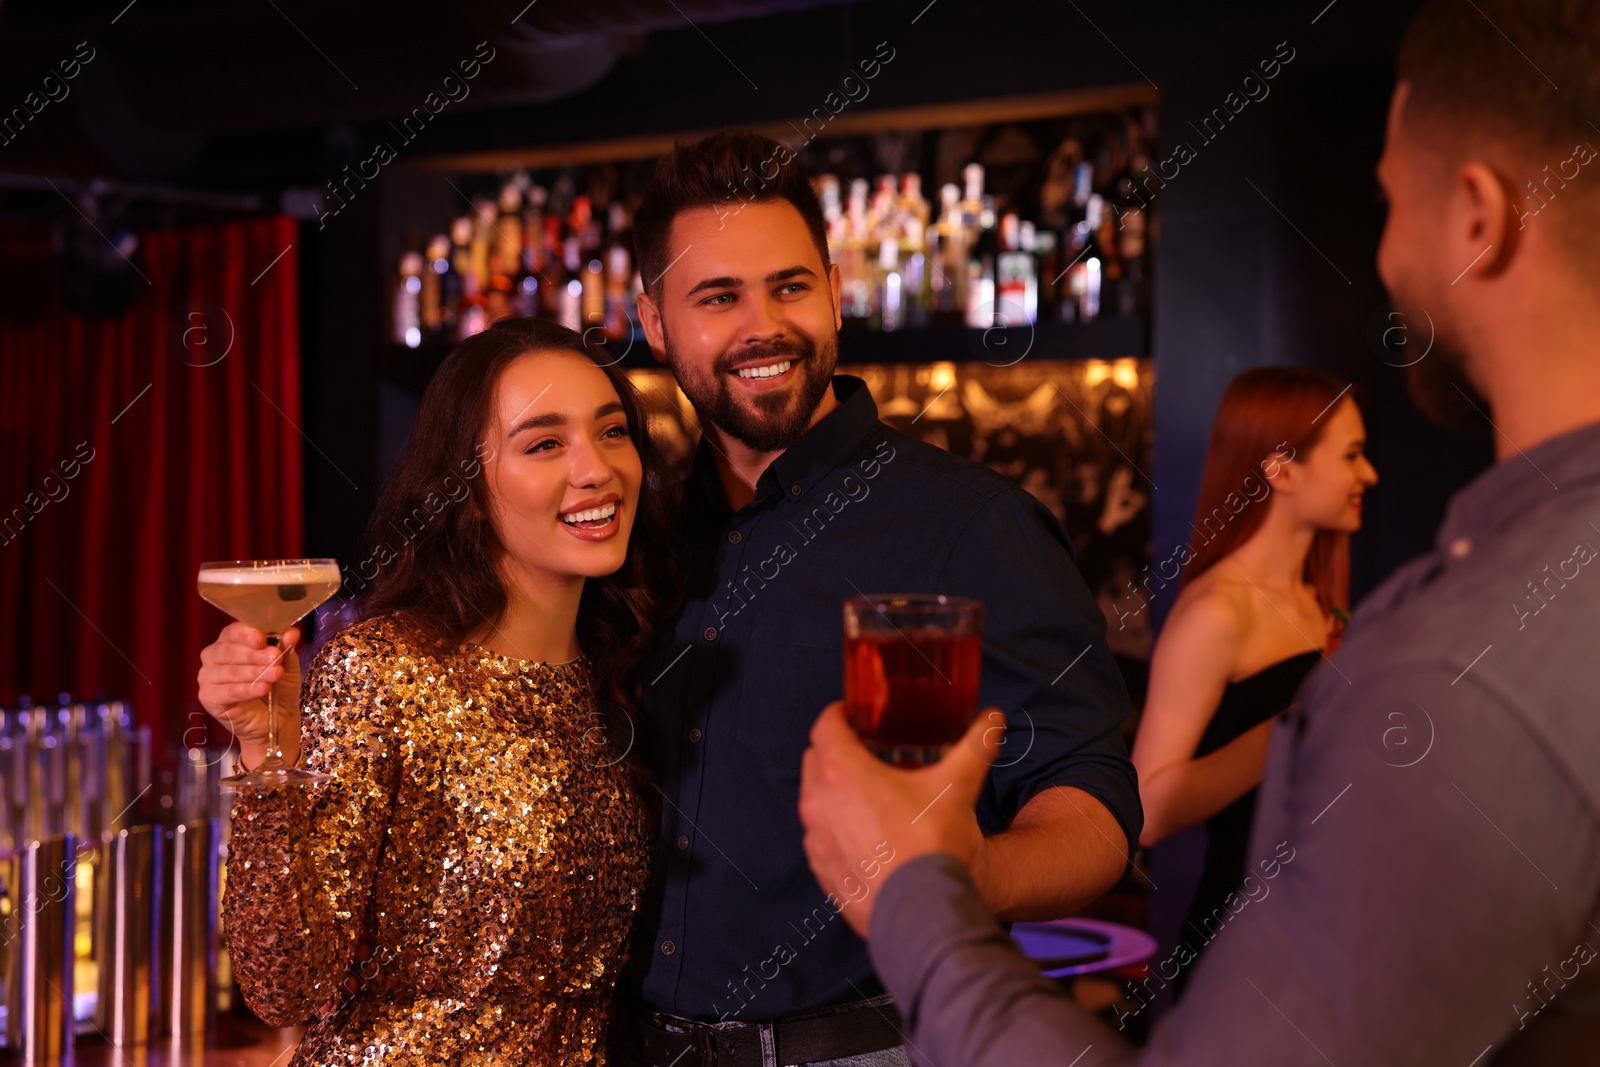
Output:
[1452, 161, 1519, 282]
[636, 289, 669, 366]
[828, 261, 844, 332]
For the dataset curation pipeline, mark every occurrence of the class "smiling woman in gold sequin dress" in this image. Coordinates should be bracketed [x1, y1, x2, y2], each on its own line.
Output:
[203, 319, 680, 1065]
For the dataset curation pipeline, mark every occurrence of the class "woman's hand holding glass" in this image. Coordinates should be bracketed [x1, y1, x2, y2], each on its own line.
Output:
[197, 621, 305, 771]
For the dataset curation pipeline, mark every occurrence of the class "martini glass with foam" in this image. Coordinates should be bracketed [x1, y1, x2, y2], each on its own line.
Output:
[197, 559, 341, 791]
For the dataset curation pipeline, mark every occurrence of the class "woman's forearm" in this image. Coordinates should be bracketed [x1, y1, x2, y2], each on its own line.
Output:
[222, 638, 398, 1026]
[1138, 719, 1275, 846]
[223, 793, 343, 1025]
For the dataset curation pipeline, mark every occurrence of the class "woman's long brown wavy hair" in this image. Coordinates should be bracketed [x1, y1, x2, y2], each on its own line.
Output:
[1181, 367, 1364, 622]
[355, 317, 681, 720]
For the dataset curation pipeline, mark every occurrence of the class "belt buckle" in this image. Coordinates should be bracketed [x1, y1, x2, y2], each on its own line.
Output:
[648, 1011, 718, 1067]
[693, 1024, 718, 1067]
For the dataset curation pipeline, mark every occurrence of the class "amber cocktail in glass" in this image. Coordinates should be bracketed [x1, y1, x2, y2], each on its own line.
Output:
[843, 594, 983, 767]
[198, 558, 340, 791]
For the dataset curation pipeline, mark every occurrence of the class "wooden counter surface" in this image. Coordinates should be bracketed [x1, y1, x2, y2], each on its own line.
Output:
[54, 1015, 302, 1067]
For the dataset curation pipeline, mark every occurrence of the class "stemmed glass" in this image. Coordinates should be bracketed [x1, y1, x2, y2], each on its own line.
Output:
[197, 559, 341, 791]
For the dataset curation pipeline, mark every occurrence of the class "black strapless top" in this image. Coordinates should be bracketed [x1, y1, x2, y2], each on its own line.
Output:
[1175, 649, 1319, 995]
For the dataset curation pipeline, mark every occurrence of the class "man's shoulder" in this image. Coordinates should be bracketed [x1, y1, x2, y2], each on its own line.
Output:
[1345, 476, 1600, 658]
[1317, 515, 1600, 818]
[868, 423, 1024, 507]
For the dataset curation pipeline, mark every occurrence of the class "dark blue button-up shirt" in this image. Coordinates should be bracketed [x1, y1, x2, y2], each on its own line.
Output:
[626, 374, 1141, 1021]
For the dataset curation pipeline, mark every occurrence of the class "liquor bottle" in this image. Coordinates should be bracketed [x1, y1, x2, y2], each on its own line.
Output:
[484, 262, 511, 324]
[451, 216, 488, 339]
[607, 200, 633, 256]
[484, 185, 520, 326]
[893, 173, 929, 325]
[902, 216, 929, 328]
[470, 196, 495, 301]
[509, 268, 538, 319]
[956, 167, 989, 325]
[843, 179, 874, 322]
[495, 182, 524, 288]
[582, 256, 605, 330]
[958, 163, 985, 252]
[964, 193, 998, 328]
[507, 209, 538, 320]
[964, 259, 990, 329]
[603, 202, 634, 340]
[1113, 174, 1149, 318]
[1066, 193, 1107, 323]
[899, 173, 931, 239]
[1031, 227, 1060, 323]
[876, 237, 903, 332]
[565, 194, 590, 282]
[393, 252, 423, 348]
[924, 224, 952, 325]
[817, 174, 844, 258]
[540, 212, 565, 320]
[451, 216, 476, 301]
[871, 174, 898, 249]
[934, 182, 965, 321]
[559, 201, 584, 331]
[1072, 160, 1094, 211]
[1038, 135, 1084, 231]
[421, 234, 450, 340]
[459, 299, 488, 339]
[818, 176, 853, 313]
[1054, 160, 1093, 322]
[523, 184, 549, 281]
[1095, 187, 1125, 319]
[995, 213, 1037, 326]
[571, 196, 603, 329]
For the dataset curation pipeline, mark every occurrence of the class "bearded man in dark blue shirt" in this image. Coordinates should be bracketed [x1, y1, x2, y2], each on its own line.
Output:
[614, 130, 1142, 1066]
[193, 128, 1140, 1067]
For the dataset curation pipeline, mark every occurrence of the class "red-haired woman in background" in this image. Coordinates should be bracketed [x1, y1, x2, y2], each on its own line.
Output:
[1131, 367, 1376, 994]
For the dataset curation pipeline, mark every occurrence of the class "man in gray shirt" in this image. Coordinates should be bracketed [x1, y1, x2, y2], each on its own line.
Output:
[798, 0, 1600, 1063]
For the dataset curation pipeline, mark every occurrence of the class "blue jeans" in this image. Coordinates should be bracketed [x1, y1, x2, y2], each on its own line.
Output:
[803, 1049, 912, 1067]
[626, 998, 910, 1067]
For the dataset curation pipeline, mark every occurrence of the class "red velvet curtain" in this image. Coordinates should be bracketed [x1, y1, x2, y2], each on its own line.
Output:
[0, 215, 303, 754]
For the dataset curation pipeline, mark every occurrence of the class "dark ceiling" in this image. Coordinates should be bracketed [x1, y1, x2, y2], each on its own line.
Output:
[0, 0, 1412, 212]
[0, 0, 861, 181]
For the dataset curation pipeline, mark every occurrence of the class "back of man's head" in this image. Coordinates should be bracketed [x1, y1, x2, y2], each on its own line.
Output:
[1397, 0, 1600, 271]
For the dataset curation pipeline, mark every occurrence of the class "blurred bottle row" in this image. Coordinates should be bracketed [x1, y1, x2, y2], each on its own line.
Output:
[819, 155, 1149, 333]
[391, 119, 1155, 347]
[0, 697, 228, 1056]
[2, 697, 149, 855]
[392, 175, 640, 349]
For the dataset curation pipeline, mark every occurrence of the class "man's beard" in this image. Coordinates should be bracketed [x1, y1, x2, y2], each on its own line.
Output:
[1406, 336, 1491, 435]
[1395, 292, 1491, 435]
[1385, 283, 1491, 436]
[664, 328, 839, 453]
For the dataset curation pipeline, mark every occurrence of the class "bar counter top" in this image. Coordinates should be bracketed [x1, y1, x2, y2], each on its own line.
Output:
[58, 1015, 302, 1067]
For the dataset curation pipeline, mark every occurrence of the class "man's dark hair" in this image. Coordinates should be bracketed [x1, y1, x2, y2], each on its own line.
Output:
[1398, 0, 1600, 160]
[633, 130, 830, 301]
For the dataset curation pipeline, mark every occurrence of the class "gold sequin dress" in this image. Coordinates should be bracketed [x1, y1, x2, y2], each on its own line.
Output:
[223, 615, 654, 1066]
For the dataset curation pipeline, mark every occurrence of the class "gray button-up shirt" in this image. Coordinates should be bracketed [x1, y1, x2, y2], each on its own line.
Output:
[870, 418, 1600, 1066]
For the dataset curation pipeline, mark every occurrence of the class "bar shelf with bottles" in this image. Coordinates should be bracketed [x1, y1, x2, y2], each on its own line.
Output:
[387, 106, 1155, 371]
